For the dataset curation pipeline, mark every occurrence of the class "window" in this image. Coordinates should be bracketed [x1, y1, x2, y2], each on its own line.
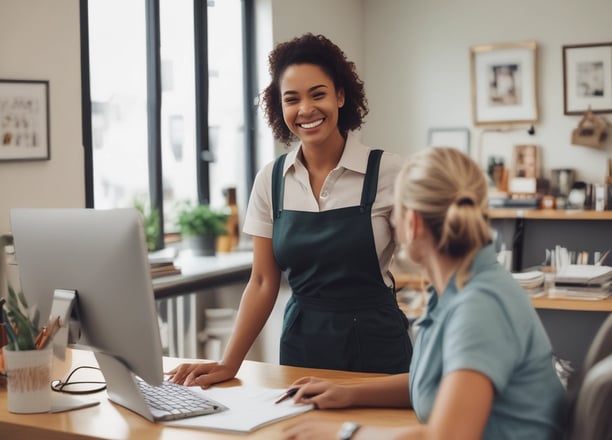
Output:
[81, 0, 255, 248]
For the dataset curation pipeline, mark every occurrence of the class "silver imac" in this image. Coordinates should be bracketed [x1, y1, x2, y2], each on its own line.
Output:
[10, 208, 164, 420]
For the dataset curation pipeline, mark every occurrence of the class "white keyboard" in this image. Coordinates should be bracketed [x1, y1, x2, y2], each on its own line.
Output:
[136, 379, 228, 421]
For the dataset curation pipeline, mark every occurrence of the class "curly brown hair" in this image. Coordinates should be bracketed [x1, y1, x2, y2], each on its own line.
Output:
[260, 33, 368, 145]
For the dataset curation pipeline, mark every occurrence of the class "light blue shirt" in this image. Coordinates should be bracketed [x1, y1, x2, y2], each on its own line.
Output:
[409, 244, 567, 439]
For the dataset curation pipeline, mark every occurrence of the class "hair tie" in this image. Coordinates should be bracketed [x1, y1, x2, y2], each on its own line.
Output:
[455, 191, 475, 207]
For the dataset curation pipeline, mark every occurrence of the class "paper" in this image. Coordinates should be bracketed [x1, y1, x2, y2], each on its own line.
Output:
[162, 386, 314, 433]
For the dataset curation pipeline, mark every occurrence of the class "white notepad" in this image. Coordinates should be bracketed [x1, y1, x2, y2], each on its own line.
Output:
[555, 265, 612, 285]
[162, 386, 314, 433]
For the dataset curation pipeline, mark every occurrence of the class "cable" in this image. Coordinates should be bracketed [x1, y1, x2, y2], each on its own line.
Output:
[50, 365, 107, 395]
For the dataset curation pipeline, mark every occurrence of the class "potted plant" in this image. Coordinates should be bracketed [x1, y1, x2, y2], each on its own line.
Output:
[133, 198, 160, 252]
[175, 201, 229, 256]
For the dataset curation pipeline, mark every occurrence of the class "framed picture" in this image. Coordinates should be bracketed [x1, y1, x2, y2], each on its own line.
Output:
[512, 144, 540, 178]
[0, 79, 50, 161]
[427, 127, 470, 154]
[470, 41, 538, 127]
[562, 42, 612, 115]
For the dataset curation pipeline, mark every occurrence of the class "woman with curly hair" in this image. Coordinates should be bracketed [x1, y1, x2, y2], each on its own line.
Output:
[169, 33, 412, 387]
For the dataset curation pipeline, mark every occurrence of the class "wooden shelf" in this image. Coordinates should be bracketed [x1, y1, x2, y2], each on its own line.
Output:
[531, 295, 612, 312]
[489, 209, 612, 220]
[393, 271, 612, 312]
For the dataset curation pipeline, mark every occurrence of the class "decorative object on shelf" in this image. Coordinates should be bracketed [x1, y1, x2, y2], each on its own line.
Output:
[512, 144, 540, 179]
[216, 187, 239, 253]
[563, 42, 612, 115]
[0, 79, 50, 161]
[506, 144, 546, 206]
[175, 201, 229, 256]
[470, 41, 538, 127]
[427, 127, 470, 154]
[571, 107, 609, 149]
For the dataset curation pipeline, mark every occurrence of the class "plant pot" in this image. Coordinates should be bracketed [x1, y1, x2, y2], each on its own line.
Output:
[186, 234, 217, 256]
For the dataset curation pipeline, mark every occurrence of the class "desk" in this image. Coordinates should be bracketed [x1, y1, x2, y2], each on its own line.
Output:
[0, 349, 417, 440]
[530, 296, 611, 369]
[152, 251, 253, 300]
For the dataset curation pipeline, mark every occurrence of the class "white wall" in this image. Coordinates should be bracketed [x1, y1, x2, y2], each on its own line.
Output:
[361, 0, 612, 184]
[0, 0, 84, 234]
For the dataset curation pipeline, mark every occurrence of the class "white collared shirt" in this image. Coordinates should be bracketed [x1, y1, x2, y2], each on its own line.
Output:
[243, 132, 403, 284]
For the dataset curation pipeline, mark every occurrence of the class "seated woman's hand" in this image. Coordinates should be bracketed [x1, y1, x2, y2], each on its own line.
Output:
[289, 376, 354, 409]
[166, 362, 238, 388]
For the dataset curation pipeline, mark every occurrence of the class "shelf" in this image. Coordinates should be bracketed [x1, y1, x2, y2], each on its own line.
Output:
[489, 209, 612, 220]
[393, 271, 612, 312]
[531, 295, 612, 312]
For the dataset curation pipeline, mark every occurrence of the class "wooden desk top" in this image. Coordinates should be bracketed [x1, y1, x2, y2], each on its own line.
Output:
[0, 349, 417, 440]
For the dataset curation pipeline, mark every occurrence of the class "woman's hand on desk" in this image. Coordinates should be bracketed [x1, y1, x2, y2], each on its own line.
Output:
[288, 377, 354, 409]
[166, 362, 238, 388]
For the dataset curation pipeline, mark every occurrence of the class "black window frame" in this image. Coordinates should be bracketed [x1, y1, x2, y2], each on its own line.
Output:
[80, 0, 257, 250]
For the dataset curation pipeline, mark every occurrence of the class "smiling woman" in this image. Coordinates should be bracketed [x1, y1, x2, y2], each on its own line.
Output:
[167, 33, 412, 390]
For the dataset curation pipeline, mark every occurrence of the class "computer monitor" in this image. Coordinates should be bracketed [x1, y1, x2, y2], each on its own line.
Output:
[10, 207, 164, 420]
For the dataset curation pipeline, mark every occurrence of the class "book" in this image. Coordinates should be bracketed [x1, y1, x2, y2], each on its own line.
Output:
[554, 265, 612, 286]
[512, 271, 545, 296]
[149, 262, 181, 279]
[148, 248, 181, 279]
[549, 287, 610, 301]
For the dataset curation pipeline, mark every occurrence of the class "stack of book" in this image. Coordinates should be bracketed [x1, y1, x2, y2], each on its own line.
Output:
[512, 270, 545, 297]
[550, 265, 612, 300]
[148, 248, 181, 279]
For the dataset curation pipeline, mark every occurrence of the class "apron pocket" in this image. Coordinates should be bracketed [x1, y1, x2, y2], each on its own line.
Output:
[280, 307, 359, 370]
[356, 307, 412, 373]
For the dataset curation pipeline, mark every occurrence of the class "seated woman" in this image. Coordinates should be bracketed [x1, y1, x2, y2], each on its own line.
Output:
[283, 147, 567, 440]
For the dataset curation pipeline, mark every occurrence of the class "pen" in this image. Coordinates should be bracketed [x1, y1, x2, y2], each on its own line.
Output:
[274, 387, 316, 404]
[274, 387, 299, 404]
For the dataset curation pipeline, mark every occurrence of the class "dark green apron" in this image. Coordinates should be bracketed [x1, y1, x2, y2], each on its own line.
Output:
[272, 149, 412, 373]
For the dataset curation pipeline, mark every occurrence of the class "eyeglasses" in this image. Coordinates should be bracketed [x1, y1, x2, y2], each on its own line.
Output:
[51, 366, 107, 395]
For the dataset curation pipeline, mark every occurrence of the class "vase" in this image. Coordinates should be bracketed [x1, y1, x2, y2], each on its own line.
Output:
[186, 234, 217, 256]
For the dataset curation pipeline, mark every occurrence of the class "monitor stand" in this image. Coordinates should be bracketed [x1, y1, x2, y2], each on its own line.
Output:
[94, 351, 156, 422]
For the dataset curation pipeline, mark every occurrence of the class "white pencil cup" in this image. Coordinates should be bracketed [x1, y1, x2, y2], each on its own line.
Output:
[4, 345, 53, 413]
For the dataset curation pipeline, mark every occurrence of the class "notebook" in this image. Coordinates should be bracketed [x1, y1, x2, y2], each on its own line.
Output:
[162, 385, 314, 433]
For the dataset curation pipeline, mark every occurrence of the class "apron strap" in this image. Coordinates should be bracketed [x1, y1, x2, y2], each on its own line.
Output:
[272, 153, 288, 219]
[360, 149, 383, 212]
[273, 149, 382, 216]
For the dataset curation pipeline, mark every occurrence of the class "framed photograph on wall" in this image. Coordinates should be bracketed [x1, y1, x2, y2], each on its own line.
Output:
[470, 41, 538, 127]
[427, 127, 470, 154]
[0, 79, 50, 161]
[563, 42, 612, 115]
